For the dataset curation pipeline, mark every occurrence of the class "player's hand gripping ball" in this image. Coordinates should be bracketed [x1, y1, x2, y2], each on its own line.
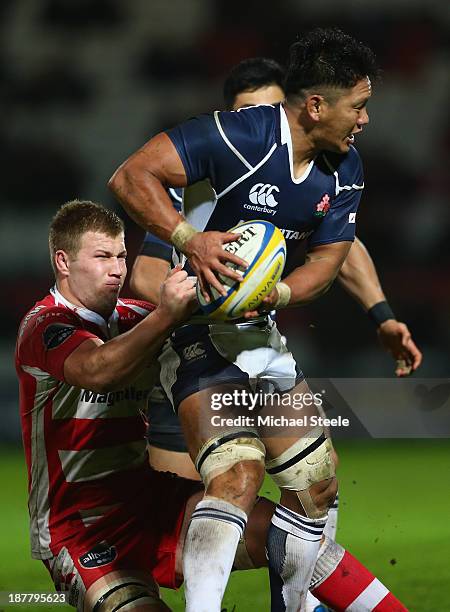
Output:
[196, 220, 286, 320]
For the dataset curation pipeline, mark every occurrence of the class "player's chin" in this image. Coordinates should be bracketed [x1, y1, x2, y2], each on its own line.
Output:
[326, 140, 350, 154]
[99, 289, 120, 310]
[339, 139, 353, 152]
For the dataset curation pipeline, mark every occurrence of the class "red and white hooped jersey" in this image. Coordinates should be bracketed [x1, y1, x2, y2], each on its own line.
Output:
[15, 287, 157, 560]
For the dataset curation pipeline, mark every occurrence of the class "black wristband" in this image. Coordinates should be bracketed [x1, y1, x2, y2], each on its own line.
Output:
[367, 301, 396, 327]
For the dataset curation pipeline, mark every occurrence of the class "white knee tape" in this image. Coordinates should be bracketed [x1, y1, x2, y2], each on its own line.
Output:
[265, 427, 335, 518]
[196, 431, 266, 488]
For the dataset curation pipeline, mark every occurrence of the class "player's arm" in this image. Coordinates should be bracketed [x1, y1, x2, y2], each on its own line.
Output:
[108, 133, 247, 300]
[285, 241, 351, 305]
[130, 232, 173, 304]
[244, 241, 351, 319]
[109, 134, 186, 243]
[338, 236, 386, 308]
[338, 236, 422, 376]
[130, 255, 169, 304]
[64, 269, 196, 392]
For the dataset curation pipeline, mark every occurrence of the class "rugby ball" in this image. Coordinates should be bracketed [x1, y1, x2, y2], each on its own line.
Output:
[197, 220, 286, 320]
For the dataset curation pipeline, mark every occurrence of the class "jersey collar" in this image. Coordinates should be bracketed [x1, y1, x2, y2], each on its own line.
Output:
[280, 104, 316, 185]
[50, 285, 119, 338]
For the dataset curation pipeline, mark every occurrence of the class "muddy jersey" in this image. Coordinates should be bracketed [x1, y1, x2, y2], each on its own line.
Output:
[15, 287, 157, 559]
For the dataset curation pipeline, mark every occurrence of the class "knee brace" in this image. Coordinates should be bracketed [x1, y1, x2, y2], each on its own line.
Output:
[93, 581, 161, 612]
[196, 431, 266, 488]
[265, 426, 335, 519]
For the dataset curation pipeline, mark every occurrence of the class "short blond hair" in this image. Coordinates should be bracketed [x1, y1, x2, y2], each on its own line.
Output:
[49, 199, 124, 274]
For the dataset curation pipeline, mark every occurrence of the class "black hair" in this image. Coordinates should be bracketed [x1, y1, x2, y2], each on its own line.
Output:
[223, 57, 285, 110]
[285, 27, 379, 100]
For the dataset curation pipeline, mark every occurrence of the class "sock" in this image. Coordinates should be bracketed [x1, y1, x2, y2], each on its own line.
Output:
[182, 497, 247, 612]
[305, 591, 329, 612]
[267, 504, 327, 612]
[311, 537, 408, 611]
[323, 492, 339, 541]
[304, 493, 340, 610]
[305, 592, 327, 611]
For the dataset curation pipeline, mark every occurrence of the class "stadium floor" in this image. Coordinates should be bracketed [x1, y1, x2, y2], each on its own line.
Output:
[1, 440, 449, 611]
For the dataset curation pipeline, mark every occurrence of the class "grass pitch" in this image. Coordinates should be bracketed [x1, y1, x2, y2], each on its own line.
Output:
[1, 440, 449, 611]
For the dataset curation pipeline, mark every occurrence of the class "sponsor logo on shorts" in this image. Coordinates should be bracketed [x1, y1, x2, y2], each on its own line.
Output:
[183, 342, 206, 361]
[244, 183, 279, 217]
[349, 212, 356, 223]
[43, 323, 76, 350]
[79, 541, 117, 569]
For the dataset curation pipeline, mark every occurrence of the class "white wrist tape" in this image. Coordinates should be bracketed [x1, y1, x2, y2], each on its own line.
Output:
[274, 282, 291, 308]
[170, 220, 198, 252]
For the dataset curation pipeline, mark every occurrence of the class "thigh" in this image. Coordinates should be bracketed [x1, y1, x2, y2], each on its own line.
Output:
[177, 382, 257, 462]
[159, 325, 250, 412]
[258, 378, 327, 460]
[46, 470, 202, 608]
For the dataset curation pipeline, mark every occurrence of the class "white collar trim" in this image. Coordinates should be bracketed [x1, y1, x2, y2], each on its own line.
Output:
[51, 285, 119, 336]
[280, 105, 316, 184]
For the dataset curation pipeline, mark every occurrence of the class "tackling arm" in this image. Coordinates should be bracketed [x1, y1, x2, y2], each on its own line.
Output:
[64, 269, 196, 392]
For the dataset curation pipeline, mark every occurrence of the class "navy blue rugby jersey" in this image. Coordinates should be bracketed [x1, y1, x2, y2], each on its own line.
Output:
[139, 187, 183, 262]
[167, 103, 364, 274]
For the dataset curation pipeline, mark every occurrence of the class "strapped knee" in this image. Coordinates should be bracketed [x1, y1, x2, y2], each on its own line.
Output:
[196, 431, 266, 488]
[265, 427, 335, 519]
[93, 581, 161, 612]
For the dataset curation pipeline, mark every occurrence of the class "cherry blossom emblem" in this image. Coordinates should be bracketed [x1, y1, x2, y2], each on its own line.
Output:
[314, 193, 331, 217]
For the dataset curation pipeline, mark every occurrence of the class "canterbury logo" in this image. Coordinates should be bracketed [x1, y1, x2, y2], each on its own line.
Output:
[249, 183, 279, 207]
[183, 342, 206, 361]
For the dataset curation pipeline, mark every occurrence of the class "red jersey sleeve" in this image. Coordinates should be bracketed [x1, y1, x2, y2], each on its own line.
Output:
[16, 306, 98, 382]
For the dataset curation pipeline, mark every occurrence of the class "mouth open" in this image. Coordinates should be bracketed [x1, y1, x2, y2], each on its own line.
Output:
[346, 134, 355, 144]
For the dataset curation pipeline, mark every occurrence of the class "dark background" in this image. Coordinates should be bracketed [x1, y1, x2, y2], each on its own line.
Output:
[1, 0, 449, 442]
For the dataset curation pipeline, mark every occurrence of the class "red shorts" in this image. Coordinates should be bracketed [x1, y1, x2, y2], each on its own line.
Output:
[44, 468, 202, 605]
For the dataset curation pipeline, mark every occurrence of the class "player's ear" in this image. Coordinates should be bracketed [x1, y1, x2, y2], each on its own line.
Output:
[305, 94, 324, 122]
[55, 250, 70, 276]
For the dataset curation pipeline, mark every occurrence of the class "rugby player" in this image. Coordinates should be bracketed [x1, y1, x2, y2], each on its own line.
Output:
[15, 200, 408, 612]
[15, 200, 201, 611]
[130, 56, 421, 611]
[109, 28, 406, 611]
[132, 57, 421, 474]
